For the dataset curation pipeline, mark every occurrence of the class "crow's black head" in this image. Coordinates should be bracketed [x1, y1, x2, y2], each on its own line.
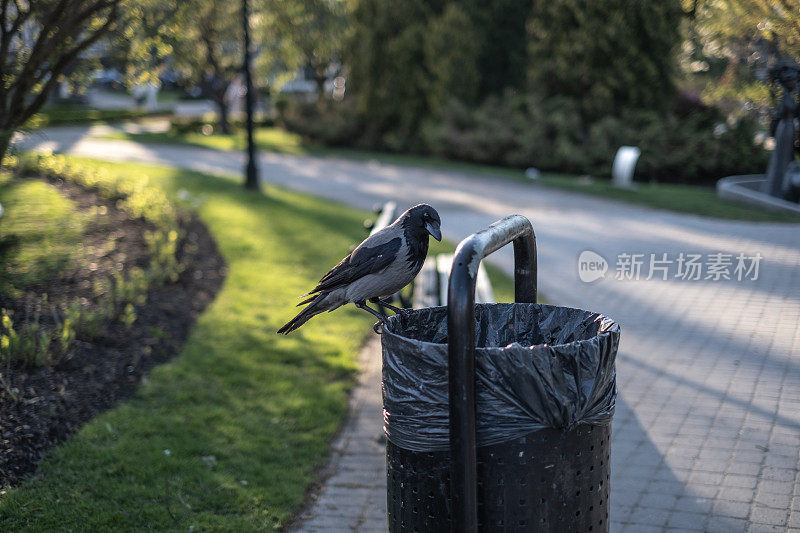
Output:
[402, 204, 441, 242]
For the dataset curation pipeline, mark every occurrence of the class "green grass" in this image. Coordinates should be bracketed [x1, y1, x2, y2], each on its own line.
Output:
[101, 127, 307, 155]
[156, 89, 184, 105]
[0, 157, 514, 530]
[97, 127, 800, 223]
[26, 105, 163, 129]
[533, 174, 800, 223]
[0, 159, 372, 530]
[0, 171, 87, 293]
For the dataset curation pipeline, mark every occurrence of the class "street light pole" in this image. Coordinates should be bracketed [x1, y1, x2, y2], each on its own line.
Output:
[242, 0, 259, 191]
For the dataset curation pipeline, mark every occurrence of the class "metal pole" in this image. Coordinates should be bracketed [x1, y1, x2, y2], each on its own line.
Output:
[447, 215, 537, 532]
[242, 0, 259, 191]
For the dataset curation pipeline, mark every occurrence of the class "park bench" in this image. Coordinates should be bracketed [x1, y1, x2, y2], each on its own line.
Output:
[413, 252, 494, 308]
[366, 201, 494, 310]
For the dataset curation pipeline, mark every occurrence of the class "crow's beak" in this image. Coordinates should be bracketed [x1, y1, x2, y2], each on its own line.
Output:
[426, 221, 441, 241]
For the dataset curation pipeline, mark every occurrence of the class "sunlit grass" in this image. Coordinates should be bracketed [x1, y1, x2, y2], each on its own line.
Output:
[0, 157, 515, 530]
[26, 106, 159, 129]
[0, 158, 373, 530]
[0, 171, 87, 294]
[100, 127, 306, 155]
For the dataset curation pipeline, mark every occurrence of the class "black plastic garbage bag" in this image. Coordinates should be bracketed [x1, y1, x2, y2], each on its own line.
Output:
[381, 303, 620, 452]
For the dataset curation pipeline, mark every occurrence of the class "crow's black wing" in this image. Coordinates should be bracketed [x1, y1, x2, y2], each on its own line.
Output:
[309, 237, 402, 294]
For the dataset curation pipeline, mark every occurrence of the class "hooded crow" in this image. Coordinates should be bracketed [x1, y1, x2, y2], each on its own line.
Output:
[277, 204, 441, 334]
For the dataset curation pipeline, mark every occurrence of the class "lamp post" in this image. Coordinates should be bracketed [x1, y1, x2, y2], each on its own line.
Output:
[242, 0, 259, 191]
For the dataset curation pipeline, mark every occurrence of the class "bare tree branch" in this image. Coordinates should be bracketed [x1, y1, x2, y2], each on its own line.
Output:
[7, 0, 117, 118]
[0, 0, 32, 67]
[7, 0, 75, 99]
[15, 5, 119, 127]
[0, 0, 121, 160]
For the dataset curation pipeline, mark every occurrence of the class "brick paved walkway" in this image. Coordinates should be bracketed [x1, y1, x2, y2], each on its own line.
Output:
[19, 128, 800, 532]
[294, 337, 386, 532]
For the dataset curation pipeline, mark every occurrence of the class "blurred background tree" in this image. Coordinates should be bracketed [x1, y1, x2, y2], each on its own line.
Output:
[681, 0, 799, 115]
[463, 0, 530, 96]
[527, 0, 684, 121]
[424, 4, 482, 115]
[105, 0, 175, 90]
[4, 0, 800, 185]
[345, 0, 686, 147]
[168, 0, 244, 134]
[0, 0, 123, 163]
[345, 0, 432, 148]
[260, 0, 348, 100]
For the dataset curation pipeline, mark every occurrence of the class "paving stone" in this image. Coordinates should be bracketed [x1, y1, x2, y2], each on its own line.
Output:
[762, 467, 797, 482]
[621, 525, 663, 533]
[638, 492, 678, 510]
[724, 475, 759, 489]
[750, 506, 789, 526]
[748, 524, 787, 533]
[706, 517, 748, 532]
[614, 488, 643, 507]
[718, 487, 756, 503]
[713, 500, 751, 519]
[301, 526, 354, 533]
[690, 471, 725, 486]
[628, 507, 670, 527]
[765, 454, 799, 469]
[728, 462, 763, 476]
[755, 489, 792, 509]
[647, 480, 685, 497]
[665, 510, 706, 530]
[675, 496, 714, 514]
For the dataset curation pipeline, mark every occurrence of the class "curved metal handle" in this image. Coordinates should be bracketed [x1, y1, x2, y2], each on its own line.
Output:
[446, 214, 537, 532]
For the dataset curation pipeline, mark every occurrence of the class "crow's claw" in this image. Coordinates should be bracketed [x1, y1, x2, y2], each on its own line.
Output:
[369, 297, 405, 314]
[355, 301, 390, 324]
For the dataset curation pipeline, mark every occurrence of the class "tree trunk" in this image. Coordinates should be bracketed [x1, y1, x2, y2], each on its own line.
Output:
[314, 74, 326, 101]
[0, 128, 13, 167]
[215, 98, 231, 135]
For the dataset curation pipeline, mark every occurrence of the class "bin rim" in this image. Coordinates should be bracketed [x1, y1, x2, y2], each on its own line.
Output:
[381, 302, 620, 352]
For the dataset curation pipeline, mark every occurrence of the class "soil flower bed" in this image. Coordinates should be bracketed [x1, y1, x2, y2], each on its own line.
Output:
[0, 157, 226, 487]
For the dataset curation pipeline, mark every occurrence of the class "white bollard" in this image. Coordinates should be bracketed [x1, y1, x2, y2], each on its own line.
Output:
[612, 146, 641, 188]
[525, 167, 540, 180]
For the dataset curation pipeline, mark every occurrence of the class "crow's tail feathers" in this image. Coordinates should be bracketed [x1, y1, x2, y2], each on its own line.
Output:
[296, 294, 317, 306]
[278, 292, 337, 334]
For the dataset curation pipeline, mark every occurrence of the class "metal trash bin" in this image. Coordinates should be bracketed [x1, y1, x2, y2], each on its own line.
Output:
[380, 215, 620, 532]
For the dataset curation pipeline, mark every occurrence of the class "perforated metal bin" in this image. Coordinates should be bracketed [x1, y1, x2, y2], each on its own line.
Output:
[380, 216, 619, 532]
[386, 426, 611, 532]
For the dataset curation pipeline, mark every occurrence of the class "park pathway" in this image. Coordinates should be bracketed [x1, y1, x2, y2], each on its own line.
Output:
[16, 127, 800, 532]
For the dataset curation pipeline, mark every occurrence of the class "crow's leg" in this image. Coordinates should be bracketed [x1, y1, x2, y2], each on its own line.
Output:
[369, 297, 403, 314]
[355, 301, 389, 324]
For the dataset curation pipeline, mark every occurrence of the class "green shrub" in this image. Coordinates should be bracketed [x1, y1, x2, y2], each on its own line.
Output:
[276, 97, 363, 147]
[421, 92, 769, 184]
[585, 109, 768, 184]
[273, 88, 769, 184]
[421, 93, 590, 173]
